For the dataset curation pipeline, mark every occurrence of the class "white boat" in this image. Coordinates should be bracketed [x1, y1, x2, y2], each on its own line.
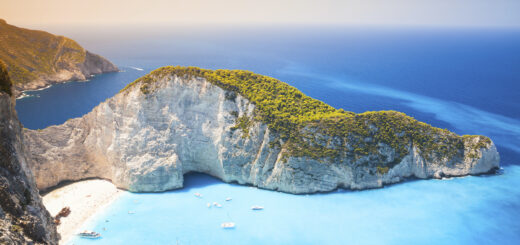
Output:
[251, 205, 264, 210]
[207, 203, 211, 208]
[194, 192, 202, 198]
[213, 202, 222, 208]
[221, 222, 235, 229]
[78, 230, 101, 239]
[128, 211, 136, 214]
[225, 197, 232, 201]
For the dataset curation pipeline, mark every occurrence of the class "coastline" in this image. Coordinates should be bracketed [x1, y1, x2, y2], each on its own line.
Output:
[15, 84, 53, 99]
[42, 179, 124, 245]
[14, 69, 127, 99]
[15, 76, 93, 99]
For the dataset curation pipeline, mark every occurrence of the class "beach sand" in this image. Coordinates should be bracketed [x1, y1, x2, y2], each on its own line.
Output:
[42, 179, 123, 244]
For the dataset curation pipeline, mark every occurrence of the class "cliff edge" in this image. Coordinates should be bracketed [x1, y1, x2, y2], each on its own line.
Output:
[0, 19, 118, 96]
[24, 66, 500, 193]
[0, 61, 58, 244]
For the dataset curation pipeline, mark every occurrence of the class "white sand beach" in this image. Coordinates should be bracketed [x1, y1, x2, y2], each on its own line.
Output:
[42, 179, 123, 244]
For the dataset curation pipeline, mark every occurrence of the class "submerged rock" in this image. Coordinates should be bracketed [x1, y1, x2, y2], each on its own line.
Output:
[24, 66, 500, 193]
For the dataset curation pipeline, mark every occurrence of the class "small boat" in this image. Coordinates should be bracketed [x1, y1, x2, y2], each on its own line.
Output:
[78, 230, 101, 239]
[251, 206, 264, 210]
[213, 202, 222, 208]
[194, 192, 202, 198]
[128, 211, 136, 214]
[221, 222, 235, 229]
[225, 197, 232, 201]
[207, 203, 211, 208]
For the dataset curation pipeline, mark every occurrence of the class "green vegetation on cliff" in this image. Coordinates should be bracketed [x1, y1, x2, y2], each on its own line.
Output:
[0, 60, 12, 95]
[122, 66, 492, 167]
[0, 19, 87, 85]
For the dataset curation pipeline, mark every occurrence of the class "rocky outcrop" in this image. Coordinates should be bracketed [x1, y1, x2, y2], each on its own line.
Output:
[0, 19, 118, 96]
[23, 68, 500, 193]
[0, 63, 58, 244]
[14, 50, 118, 95]
[79, 51, 119, 78]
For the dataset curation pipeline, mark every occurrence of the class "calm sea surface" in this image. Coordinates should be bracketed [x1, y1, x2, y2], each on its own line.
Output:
[16, 26, 520, 244]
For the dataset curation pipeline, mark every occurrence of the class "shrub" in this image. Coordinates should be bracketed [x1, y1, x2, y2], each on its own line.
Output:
[0, 60, 12, 95]
[10, 224, 23, 233]
[121, 66, 491, 167]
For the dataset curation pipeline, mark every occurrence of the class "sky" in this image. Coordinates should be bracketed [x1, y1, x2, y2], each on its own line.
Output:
[1, 0, 520, 28]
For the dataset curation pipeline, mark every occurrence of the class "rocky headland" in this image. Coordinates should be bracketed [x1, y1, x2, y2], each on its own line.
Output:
[23, 66, 500, 194]
[0, 19, 118, 97]
[0, 61, 58, 244]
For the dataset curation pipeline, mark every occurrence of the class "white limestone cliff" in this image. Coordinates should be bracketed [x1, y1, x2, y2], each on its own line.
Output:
[23, 74, 500, 193]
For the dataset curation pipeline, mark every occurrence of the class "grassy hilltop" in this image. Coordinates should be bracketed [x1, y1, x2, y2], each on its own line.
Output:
[0, 19, 85, 85]
[123, 66, 492, 170]
[0, 19, 117, 91]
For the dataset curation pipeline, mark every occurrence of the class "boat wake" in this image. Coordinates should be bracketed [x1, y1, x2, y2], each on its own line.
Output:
[129, 66, 144, 71]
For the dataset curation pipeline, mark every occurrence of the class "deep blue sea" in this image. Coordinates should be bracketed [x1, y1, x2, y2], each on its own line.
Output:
[16, 26, 520, 244]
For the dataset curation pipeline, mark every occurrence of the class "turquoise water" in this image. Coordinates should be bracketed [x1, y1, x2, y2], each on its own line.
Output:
[14, 27, 520, 244]
[71, 168, 520, 245]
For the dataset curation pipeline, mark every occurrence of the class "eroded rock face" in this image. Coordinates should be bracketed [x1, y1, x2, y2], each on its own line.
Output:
[24, 74, 500, 194]
[0, 93, 59, 244]
[14, 51, 118, 96]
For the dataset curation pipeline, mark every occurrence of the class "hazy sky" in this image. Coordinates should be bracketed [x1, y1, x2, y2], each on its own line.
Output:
[2, 0, 520, 28]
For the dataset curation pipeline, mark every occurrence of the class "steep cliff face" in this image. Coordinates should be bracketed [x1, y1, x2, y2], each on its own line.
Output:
[24, 67, 500, 194]
[0, 19, 118, 95]
[0, 62, 58, 244]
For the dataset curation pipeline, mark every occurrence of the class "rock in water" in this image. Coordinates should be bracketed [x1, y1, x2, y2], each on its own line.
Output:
[24, 66, 500, 193]
[0, 61, 59, 244]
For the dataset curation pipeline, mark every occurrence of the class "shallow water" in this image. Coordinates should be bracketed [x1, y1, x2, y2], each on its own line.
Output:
[71, 168, 520, 245]
[14, 26, 520, 244]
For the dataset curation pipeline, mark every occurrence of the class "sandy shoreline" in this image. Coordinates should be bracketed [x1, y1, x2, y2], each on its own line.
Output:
[43, 179, 124, 244]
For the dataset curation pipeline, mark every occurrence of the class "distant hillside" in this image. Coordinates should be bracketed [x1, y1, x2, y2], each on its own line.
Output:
[0, 19, 118, 95]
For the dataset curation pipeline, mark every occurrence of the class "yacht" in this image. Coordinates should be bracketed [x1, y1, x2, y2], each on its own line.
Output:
[221, 222, 235, 229]
[78, 230, 101, 239]
[251, 205, 264, 210]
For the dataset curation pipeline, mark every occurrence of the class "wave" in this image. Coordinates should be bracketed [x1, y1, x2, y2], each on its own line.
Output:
[16, 85, 53, 100]
[16, 92, 34, 100]
[32, 84, 53, 91]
